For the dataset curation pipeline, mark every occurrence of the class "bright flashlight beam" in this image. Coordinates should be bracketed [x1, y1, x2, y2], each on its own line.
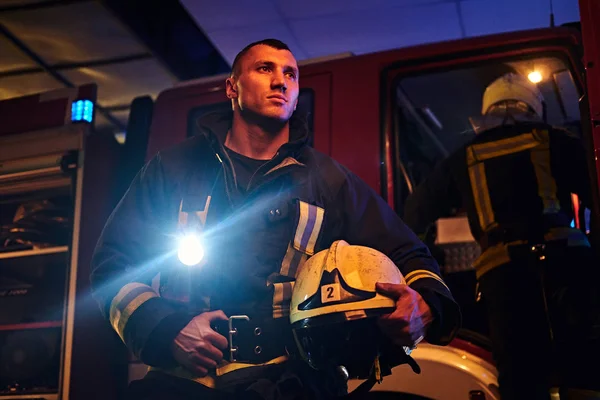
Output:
[90, 249, 177, 309]
[198, 185, 299, 242]
[528, 71, 542, 83]
[90, 185, 300, 315]
[175, 189, 295, 266]
[178, 234, 205, 266]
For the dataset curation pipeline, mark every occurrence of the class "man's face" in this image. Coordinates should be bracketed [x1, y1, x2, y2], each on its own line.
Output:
[227, 45, 299, 122]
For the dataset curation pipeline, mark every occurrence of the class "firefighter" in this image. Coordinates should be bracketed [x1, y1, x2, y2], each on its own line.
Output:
[404, 73, 600, 399]
[90, 39, 460, 400]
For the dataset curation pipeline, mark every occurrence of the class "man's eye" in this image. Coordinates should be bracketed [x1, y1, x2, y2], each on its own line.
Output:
[286, 72, 296, 79]
[259, 66, 270, 72]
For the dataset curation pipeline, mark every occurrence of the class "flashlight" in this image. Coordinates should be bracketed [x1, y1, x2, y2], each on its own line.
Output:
[177, 233, 205, 266]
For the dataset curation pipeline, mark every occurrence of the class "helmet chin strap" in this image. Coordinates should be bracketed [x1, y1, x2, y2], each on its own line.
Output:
[500, 107, 519, 127]
[470, 101, 546, 135]
[345, 348, 422, 398]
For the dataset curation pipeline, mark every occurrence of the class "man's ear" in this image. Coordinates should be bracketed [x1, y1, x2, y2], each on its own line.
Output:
[293, 97, 298, 111]
[225, 77, 238, 99]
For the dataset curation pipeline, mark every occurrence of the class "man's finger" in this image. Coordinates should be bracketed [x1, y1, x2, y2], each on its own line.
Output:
[204, 310, 229, 322]
[197, 342, 224, 362]
[378, 314, 409, 328]
[189, 352, 218, 369]
[376, 282, 404, 298]
[186, 362, 208, 377]
[206, 329, 229, 350]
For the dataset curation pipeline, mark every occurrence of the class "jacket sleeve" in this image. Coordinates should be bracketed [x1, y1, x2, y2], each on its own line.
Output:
[90, 154, 192, 368]
[338, 167, 461, 345]
[402, 157, 462, 235]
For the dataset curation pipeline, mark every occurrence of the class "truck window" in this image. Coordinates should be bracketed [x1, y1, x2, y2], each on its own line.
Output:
[393, 55, 582, 209]
[185, 88, 315, 146]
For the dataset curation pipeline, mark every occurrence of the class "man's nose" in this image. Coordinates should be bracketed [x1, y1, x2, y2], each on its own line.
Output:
[272, 71, 287, 92]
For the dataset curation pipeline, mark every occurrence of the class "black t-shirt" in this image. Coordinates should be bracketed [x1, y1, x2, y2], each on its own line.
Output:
[225, 147, 268, 192]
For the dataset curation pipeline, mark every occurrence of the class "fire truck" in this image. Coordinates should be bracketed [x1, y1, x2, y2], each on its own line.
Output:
[1, 0, 599, 399]
[132, 5, 600, 399]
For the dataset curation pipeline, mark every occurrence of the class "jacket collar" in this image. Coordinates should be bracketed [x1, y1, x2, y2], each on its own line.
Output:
[192, 110, 309, 203]
[193, 110, 310, 159]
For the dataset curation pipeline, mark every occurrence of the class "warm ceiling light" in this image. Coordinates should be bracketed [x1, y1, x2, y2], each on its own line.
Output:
[528, 71, 542, 83]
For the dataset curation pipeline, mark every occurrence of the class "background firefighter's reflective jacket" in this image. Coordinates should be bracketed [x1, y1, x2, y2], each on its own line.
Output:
[90, 110, 460, 371]
[403, 122, 592, 278]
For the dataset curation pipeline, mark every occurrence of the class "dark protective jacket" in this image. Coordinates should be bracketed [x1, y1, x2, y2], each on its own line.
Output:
[90, 111, 460, 386]
[404, 122, 592, 279]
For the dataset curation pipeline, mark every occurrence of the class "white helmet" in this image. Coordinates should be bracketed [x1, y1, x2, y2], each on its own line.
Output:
[290, 240, 411, 380]
[482, 73, 545, 118]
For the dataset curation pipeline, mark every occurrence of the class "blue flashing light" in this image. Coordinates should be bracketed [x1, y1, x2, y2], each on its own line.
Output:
[71, 99, 94, 123]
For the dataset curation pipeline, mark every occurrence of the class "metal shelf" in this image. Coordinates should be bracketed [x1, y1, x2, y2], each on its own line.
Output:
[0, 394, 57, 400]
[0, 247, 68, 261]
[0, 152, 74, 198]
[0, 321, 62, 332]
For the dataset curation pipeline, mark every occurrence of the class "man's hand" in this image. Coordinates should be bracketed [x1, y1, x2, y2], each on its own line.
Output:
[172, 310, 229, 377]
[375, 282, 433, 347]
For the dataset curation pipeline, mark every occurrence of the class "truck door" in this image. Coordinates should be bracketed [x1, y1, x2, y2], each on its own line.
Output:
[380, 28, 590, 337]
[579, 0, 600, 249]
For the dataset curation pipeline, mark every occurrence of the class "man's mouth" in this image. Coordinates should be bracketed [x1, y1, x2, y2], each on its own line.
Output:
[267, 95, 287, 102]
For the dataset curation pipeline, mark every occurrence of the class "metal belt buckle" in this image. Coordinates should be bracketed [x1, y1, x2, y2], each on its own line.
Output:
[228, 315, 249, 362]
[403, 334, 424, 356]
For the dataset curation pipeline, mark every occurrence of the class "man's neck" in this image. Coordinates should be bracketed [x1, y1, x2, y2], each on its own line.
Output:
[225, 112, 289, 160]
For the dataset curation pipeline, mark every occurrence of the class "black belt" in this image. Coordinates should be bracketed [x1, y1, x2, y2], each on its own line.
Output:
[480, 225, 542, 250]
[480, 216, 572, 250]
[212, 315, 295, 364]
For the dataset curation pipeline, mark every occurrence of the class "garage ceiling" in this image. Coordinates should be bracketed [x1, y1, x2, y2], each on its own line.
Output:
[0, 0, 228, 138]
[0, 0, 581, 140]
[182, 0, 581, 64]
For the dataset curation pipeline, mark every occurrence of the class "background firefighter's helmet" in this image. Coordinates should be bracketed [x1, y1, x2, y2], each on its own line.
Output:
[482, 72, 545, 118]
[470, 72, 546, 134]
[290, 240, 408, 380]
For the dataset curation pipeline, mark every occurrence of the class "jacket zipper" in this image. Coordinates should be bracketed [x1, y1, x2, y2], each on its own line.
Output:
[214, 152, 236, 208]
